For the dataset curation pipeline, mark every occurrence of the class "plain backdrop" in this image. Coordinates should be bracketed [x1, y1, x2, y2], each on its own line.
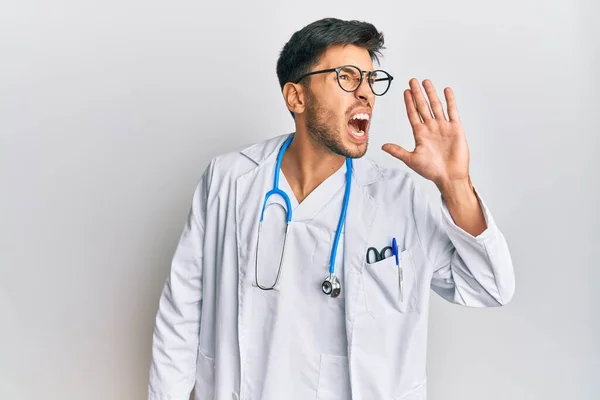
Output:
[1, 1, 598, 399]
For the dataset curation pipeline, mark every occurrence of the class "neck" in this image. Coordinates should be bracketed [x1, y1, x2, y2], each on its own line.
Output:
[281, 131, 345, 204]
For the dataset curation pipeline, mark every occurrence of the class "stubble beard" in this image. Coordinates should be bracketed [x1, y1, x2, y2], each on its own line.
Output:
[305, 91, 367, 159]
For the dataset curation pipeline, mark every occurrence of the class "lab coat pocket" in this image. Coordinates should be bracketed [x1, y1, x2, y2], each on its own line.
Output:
[316, 354, 351, 400]
[362, 248, 417, 317]
[194, 348, 215, 400]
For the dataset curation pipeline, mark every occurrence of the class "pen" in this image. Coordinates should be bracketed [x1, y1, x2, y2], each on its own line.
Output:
[392, 237, 403, 302]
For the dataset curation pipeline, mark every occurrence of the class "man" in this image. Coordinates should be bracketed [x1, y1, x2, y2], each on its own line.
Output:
[148, 17, 515, 400]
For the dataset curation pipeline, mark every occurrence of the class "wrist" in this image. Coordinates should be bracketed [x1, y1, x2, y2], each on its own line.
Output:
[437, 176, 475, 205]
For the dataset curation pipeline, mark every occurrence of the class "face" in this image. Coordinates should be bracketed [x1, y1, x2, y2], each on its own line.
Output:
[300, 45, 377, 158]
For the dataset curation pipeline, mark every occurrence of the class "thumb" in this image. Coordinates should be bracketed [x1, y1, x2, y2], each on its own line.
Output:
[382, 143, 412, 166]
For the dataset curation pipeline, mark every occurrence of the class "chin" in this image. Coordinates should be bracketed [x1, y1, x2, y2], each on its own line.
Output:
[350, 147, 368, 159]
[339, 142, 368, 159]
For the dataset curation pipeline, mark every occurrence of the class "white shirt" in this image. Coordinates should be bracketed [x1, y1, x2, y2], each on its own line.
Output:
[148, 133, 515, 400]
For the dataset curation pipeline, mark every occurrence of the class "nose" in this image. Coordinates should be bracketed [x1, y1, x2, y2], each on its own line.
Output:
[354, 74, 374, 103]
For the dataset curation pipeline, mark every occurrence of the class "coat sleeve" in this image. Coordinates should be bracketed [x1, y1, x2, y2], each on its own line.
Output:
[411, 179, 515, 307]
[148, 160, 214, 400]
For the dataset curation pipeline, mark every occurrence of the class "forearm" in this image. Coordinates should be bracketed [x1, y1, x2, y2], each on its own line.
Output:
[437, 176, 486, 237]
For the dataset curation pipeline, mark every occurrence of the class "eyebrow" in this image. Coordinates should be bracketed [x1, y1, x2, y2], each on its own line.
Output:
[341, 65, 376, 73]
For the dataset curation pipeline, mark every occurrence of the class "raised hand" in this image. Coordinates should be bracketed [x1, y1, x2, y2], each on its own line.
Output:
[382, 78, 470, 190]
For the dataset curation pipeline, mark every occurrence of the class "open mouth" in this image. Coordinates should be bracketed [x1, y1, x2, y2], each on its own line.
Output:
[347, 113, 370, 138]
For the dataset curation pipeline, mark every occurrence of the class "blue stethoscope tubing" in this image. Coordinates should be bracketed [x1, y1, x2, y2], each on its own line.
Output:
[254, 135, 352, 295]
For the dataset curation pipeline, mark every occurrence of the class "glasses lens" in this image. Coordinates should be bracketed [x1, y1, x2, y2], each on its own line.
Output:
[337, 66, 362, 92]
[370, 70, 392, 95]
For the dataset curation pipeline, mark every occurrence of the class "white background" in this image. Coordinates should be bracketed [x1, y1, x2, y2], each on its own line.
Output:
[1, 0, 598, 399]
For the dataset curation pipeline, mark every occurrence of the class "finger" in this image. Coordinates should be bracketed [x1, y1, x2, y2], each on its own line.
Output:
[422, 79, 448, 121]
[444, 87, 460, 122]
[404, 89, 423, 127]
[409, 78, 434, 121]
[382, 143, 412, 166]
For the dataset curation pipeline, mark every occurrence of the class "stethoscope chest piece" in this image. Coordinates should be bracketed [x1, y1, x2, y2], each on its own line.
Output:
[321, 275, 341, 298]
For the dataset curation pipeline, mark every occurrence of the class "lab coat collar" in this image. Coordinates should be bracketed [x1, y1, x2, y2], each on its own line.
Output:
[239, 133, 385, 187]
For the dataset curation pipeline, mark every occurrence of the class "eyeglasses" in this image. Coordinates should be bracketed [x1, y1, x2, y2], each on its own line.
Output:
[293, 65, 394, 96]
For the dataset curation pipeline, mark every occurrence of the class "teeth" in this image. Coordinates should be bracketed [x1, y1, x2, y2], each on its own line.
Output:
[350, 112, 368, 138]
[352, 113, 370, 121]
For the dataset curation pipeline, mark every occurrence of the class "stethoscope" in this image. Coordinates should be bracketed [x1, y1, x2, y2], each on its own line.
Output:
[253, 135, 352, 298]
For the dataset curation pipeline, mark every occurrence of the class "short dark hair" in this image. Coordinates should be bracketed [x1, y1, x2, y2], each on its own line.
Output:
[276, 18, 385, 92]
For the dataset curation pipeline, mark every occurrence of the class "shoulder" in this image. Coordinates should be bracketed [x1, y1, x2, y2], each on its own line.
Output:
[201, 133, 290, 190]
[354, 155, 432, 213]
[355, 155, 419, 194]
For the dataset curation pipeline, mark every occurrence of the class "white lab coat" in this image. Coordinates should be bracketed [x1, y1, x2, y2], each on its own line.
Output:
[148, 133, 515, 400]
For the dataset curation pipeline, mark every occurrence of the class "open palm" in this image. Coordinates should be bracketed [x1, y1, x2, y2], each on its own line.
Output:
[382, 78, 470, 188]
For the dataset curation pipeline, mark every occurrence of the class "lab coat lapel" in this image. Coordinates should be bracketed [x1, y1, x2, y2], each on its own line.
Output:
[234, 133, 291, 399]
[343, 157, 383, 337]
[235, 134, 292, 279]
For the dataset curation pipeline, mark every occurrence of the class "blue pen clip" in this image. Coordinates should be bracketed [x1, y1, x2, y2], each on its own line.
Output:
[392, 238, 399, 265]
[392, 237, 403, 302]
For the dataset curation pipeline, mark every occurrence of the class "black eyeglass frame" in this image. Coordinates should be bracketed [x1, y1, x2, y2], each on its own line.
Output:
[293, 65, 394, 96]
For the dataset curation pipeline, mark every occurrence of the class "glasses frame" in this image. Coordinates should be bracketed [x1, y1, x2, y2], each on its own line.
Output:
[293, 64, 394, 96]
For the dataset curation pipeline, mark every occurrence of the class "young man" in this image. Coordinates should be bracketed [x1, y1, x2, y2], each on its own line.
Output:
[148, 17, 515, 400]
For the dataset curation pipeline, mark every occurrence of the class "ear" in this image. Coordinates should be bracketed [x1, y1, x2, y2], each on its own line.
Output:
[282, 82, 306, 115]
